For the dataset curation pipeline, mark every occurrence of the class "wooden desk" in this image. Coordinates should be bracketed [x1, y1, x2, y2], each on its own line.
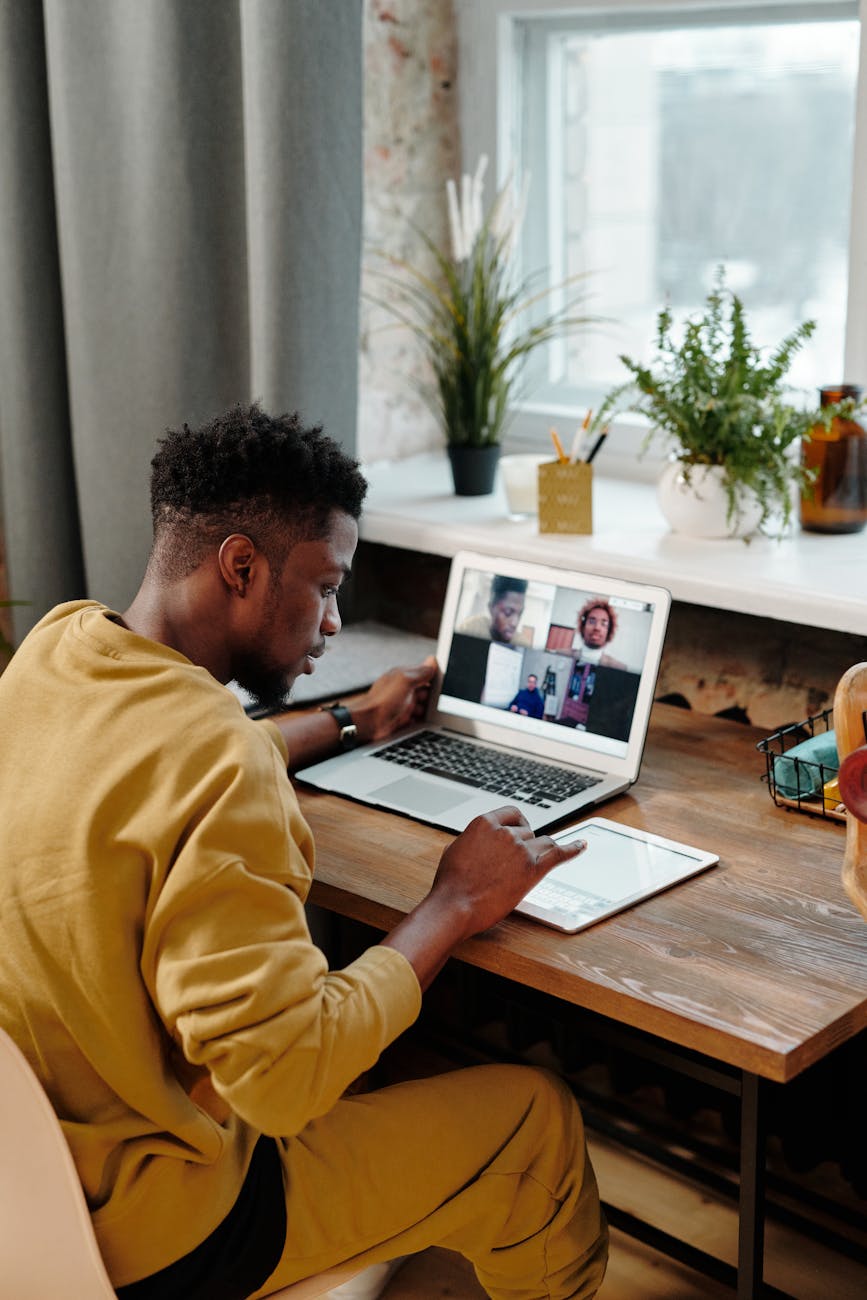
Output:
[297, 704, 867, 1298]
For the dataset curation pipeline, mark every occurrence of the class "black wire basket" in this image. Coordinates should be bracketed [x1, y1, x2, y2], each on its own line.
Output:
[756, 707, 846, 823]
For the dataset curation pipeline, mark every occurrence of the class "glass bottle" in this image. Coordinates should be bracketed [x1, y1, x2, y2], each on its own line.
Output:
[800, 384, 867, 534]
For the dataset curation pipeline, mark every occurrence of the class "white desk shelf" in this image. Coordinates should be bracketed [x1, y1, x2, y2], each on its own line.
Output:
[360, 453, 867, 636]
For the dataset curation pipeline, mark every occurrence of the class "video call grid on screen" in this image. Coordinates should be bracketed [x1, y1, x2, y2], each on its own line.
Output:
[439, 567, 657, 761]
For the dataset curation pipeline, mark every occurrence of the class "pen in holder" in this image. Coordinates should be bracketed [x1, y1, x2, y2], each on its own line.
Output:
[537, 459, 593, 534]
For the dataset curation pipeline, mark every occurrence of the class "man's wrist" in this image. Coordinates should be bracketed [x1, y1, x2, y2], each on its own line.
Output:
[320, 702, 361, 751]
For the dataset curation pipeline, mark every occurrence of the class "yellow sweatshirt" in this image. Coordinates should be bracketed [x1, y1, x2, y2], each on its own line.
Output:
[0, 602, 421, 1286]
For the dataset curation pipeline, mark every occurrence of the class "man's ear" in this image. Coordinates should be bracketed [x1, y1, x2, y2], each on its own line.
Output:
[217, 534, 260, 596]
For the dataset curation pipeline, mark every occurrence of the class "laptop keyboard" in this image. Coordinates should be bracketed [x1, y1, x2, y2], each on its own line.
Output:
[374, 731, 602, 807]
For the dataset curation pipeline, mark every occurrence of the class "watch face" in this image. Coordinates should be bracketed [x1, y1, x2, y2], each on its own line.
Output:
[340, 723, 359, 750]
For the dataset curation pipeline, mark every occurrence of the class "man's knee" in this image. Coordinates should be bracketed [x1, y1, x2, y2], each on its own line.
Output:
[471, 1064, 589, 1193]
[469, 1066, 606, 1298]
[504, 1064, 583, 1135]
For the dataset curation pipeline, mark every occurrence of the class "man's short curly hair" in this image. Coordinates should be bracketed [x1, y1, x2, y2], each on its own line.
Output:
[577, 597, 617, 643]
[149, 403, 367, 580]
[490, 575, 528, 603]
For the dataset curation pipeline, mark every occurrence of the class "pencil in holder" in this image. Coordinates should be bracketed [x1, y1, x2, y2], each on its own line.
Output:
[537, 460, 593, 534]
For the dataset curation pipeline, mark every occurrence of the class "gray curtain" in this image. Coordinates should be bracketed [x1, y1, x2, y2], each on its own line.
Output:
[0, 0, 363, 639]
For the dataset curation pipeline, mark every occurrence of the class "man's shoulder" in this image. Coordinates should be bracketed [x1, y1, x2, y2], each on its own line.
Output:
[118, 669, 288, 800]
[64, 606, 275, 755]
[16, 599, 103, 646]
[457, 613, 490, 638]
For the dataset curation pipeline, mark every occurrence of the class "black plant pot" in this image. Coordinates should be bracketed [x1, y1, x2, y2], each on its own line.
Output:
[447, 444, 500, 497]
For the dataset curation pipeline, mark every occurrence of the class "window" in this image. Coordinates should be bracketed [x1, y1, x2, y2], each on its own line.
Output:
[457, 0, 863, 469]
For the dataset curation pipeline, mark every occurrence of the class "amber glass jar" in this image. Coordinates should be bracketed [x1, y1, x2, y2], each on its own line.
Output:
[800, 384, 867, 534]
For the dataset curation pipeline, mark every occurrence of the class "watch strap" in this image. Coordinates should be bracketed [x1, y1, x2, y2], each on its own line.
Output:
[321, 702, 360, 750]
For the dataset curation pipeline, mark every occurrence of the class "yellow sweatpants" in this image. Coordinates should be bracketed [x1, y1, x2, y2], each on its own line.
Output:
[251, 1063, 608, 1300]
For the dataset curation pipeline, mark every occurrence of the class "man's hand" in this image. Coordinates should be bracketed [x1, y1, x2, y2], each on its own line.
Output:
[381, 808, 587, 989]
[349, 656, 438, 743]
[430, 807, 586, 940]
[273, 656, 437, 771]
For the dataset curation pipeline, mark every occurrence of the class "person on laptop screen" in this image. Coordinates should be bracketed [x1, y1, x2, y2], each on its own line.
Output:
[0, 404, 607, 1300]
[458, 573, 532, 646]
[509, 672, 545, 718]
[572, 598, 626, 670]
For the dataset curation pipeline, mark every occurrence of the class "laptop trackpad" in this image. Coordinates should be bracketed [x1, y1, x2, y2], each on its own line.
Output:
[372, 774, 474, 815]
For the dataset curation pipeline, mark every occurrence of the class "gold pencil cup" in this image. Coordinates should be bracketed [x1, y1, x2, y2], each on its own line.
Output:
[537, 461, 593, 534]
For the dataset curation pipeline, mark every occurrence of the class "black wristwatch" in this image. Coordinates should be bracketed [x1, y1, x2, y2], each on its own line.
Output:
[321, 702, 360, 750]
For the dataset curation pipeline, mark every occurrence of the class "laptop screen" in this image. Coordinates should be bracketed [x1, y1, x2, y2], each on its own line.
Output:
[438, 562, 661, 762]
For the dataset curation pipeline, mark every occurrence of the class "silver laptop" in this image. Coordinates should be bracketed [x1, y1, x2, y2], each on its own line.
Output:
[295, 551, 671, 833]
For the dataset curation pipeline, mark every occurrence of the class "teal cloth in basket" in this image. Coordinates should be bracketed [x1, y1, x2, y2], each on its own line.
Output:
[773, 730, 838, 799]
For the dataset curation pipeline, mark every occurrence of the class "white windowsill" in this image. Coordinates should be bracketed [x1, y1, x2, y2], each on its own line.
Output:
[359, 453, 867, 636]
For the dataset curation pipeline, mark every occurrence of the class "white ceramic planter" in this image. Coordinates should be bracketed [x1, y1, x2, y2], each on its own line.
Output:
[656, 462, 763, 539]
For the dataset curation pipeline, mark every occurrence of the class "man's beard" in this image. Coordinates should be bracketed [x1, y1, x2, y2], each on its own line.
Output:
[234, 656, 294, 713]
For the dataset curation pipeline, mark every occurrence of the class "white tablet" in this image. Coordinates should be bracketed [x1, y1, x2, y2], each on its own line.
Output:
[515, 816, 719, 934]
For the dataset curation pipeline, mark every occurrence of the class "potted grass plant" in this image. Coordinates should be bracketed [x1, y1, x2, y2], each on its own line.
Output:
[369, 156, 594, 495]
[594, 269, 828, 538]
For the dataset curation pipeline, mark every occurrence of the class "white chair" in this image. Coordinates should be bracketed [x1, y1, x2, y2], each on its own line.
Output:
[0, 1025, 370, 1298]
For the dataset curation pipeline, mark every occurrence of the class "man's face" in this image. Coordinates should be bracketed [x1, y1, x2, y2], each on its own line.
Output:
[232, 510, 357, 711]
[527, 675, 538, 690]
[489, 590, 525, 643]
[582, 605, 610, 648]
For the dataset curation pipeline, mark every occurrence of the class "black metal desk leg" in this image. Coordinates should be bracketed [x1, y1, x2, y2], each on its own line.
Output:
[738, 1071, 766, 1299]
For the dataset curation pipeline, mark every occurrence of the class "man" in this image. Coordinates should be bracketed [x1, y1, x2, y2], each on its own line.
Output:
[508, 672, 545, 719]
[572, 598, 626, 670]
[0, 405, 606, 1300]
[459, 574, 532, 647]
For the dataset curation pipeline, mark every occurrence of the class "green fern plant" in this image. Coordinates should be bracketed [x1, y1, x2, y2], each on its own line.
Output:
[595, 269, 835, 534]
